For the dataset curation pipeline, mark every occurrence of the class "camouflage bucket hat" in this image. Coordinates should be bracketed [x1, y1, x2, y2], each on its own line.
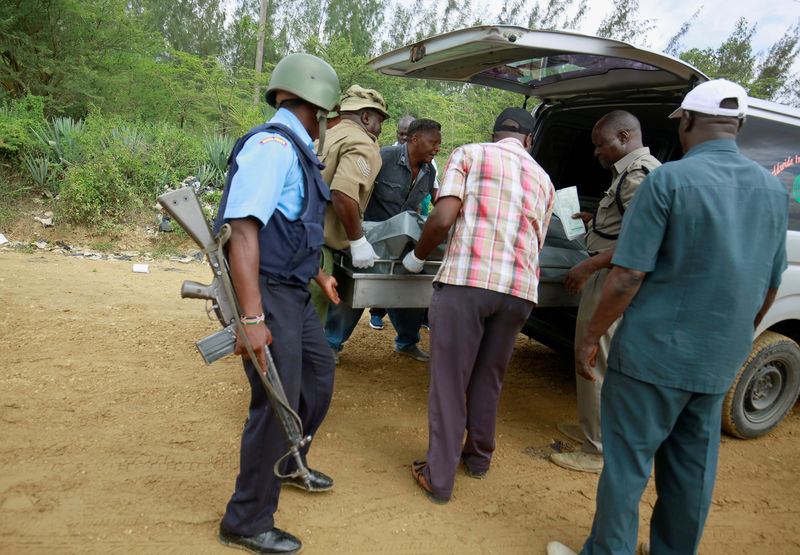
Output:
[339, 85, 390, 119]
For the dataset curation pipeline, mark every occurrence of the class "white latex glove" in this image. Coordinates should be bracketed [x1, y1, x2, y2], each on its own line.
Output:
[349, 235, 377, 269]
[402, 250, 425, 273]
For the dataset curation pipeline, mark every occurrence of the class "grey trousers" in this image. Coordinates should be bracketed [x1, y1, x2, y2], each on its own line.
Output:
[422, 283, 533, 499]
[574, 267, 620, 455]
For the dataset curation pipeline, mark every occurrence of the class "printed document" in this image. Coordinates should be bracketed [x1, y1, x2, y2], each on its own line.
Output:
[554, 186, 585, 240]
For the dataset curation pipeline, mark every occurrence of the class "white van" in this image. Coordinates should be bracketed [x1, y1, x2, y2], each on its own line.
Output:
[369, 25, 800, 438]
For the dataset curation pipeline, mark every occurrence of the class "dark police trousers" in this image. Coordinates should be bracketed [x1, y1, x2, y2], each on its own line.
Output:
[221, 276, 335, 535]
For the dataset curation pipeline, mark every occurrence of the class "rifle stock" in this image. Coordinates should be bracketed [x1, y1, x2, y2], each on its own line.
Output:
[158, 187, 237, 355]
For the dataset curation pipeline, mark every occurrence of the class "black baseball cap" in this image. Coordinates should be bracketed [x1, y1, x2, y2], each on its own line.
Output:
[493, 107, 535, 135]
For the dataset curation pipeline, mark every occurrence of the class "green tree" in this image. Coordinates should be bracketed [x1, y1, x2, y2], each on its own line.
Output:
[316, 37, 377, 92]
[752, 21, 800, 101]
[231, 0, 291, 73]
[678, 18, 800, 103]
[527, 0, 587, 30]
[663, 8, 702, 57]
[0, 0, 153, 115]
[324, 0, 387, 56]
[224, 0, 261, 72]
[131, 0, 227, 58]
[380, 0, 445, 51]
[595, 0, 655, 44]
[280, 0, 324, 53]
[779, 76, 800, 107]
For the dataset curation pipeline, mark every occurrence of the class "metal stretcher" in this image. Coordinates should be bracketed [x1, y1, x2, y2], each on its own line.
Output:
[332, 252, 441, 309]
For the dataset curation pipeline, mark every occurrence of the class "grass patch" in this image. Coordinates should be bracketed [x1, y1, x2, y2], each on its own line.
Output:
[0, 168, 35, 224]
[89, 239, 116, 252]
[149, 232, 193, 258]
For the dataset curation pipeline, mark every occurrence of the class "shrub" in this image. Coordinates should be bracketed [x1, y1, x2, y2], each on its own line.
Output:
[60, 152, 137, 226]
[226, 102, 272, 136]
[0, 94, 46, 158]
[58, 113, 207, 226]
[149, 123, 206, 194]
[199, 188, 223, 221]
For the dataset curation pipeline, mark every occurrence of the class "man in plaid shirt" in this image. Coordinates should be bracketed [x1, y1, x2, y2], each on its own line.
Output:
[403, 107, 556, 503]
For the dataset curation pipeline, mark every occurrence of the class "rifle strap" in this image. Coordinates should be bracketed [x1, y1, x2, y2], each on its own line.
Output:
[215, 224, 310, 482]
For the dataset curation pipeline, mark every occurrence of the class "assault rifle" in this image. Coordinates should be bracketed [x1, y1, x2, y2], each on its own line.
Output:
[157, 187, 313, 488]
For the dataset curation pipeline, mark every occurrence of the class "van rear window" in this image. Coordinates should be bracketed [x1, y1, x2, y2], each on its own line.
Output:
[737, 116, 800, 231]
[480, 54, 660, 89]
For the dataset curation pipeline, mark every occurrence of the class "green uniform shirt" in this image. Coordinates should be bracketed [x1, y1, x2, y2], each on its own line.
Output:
[609, 139, 788, 394]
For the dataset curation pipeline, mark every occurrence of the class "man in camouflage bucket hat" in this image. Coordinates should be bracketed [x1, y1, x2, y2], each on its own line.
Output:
[309, 85, 389, 340]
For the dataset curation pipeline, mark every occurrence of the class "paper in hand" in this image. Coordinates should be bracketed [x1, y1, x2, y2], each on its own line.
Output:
[554, 186, 585, 240]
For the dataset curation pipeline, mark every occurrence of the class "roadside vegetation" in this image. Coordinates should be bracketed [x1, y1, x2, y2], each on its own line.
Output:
[1, 0, 798, 246]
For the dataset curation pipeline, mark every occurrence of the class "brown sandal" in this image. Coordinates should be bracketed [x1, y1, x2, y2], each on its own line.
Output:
[410, 460, 449, 504]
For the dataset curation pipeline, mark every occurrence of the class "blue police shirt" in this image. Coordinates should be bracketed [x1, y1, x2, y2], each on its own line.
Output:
[222, 108, 312, 225]
[608, 139, 788, 394]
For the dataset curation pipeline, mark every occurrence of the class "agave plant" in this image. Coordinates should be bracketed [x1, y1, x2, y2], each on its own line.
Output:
[195, 162, 216, 189]
[53, 116, 85, 138]
[21, 152, 52, 188]
[110, 124, 148, 152]
[204, 133, 234, 186]
[30, 116, 85, 165]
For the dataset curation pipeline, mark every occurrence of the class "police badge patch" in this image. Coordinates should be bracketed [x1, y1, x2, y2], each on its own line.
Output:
[259, 136, 288, 147]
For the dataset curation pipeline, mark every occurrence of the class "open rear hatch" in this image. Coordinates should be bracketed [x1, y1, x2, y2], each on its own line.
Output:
[368, 25, 707, 103]
[354, 26, 709, 311]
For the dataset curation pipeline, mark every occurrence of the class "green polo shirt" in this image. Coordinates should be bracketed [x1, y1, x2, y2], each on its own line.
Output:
[608, 139, 788, 394]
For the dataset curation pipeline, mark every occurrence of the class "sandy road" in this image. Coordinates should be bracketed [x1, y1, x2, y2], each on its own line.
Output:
[1, 250, 798, 553]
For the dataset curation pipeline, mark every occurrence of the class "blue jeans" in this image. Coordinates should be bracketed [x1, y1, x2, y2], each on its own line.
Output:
[325, 300, 424, 352]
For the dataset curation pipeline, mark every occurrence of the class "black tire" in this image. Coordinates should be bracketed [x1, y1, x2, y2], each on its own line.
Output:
[722, 331, 800, 439]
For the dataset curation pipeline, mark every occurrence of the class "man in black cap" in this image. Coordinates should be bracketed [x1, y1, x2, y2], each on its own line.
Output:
[402, 107, 556, 503]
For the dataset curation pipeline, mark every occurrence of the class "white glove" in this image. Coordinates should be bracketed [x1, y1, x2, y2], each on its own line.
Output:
[402, 250, 425, 273]
[349, 235, 377, 269]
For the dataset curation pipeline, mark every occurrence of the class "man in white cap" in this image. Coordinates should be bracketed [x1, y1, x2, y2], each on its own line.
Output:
[548, 79, 788, 554]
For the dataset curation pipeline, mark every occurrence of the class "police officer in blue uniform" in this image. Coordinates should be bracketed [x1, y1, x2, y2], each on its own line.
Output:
[213, 53, 341, 555]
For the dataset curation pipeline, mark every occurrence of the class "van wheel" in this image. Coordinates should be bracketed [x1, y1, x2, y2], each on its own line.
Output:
[722, 331, 800, 439]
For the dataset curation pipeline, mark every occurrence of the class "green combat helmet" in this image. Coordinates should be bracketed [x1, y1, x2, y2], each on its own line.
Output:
[266, 53, 340, 153]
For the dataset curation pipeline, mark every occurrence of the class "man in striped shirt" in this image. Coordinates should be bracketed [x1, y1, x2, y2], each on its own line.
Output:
[403, 107, 556, 503]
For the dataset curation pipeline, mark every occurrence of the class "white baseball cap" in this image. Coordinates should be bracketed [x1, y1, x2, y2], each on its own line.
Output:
[669, 79, 748, 119]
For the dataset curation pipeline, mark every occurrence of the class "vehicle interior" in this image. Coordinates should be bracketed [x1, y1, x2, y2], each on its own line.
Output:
[531, 100, 684, 211]
[524, 98, 686, 352]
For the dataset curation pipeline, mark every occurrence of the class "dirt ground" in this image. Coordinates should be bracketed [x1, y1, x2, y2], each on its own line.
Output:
[1, 248, 799, 554]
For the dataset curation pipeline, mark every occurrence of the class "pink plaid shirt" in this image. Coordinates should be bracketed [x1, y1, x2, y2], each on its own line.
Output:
[434, 138, 555, 303]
